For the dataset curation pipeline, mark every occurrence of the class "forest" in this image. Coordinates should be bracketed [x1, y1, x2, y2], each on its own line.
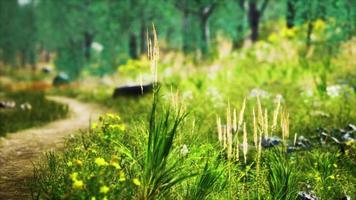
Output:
[0, 0, 355, 199]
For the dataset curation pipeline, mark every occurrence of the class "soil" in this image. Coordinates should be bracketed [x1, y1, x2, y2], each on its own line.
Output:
[0, 96, 104, 200]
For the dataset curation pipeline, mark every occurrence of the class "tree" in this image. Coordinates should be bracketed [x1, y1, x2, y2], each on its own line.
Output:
[286, 0, 298, 28]
[175, 0, 220, 55]
[247, 0, 270, 42]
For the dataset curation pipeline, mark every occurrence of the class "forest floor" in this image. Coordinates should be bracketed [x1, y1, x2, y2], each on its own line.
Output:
[0, 96, 104, 200]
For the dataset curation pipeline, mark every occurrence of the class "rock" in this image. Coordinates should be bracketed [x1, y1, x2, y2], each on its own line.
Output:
[0, 101, 16, 109]
[20, 102, 32, 110]
[296, 136, 312, 148]
[340, 195, 351, 200]
[345, 124, 356, 132]
[112, 83, 154, 98]
[41, 66, 52, 74]
[287, 146, 298, 153]
[318, 128, 340, 145]
[53, 72, 70, 86]
[341, 133, 354, 143]
[262, 136, 281, 148]
[297, 191, 319, 200]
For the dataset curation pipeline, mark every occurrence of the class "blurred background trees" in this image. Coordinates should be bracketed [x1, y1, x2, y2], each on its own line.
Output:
[0, 0, 353, 78]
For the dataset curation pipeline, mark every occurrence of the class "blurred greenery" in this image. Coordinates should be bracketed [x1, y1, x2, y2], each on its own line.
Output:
[0, 89, 68, 135]
[0, 0, 354, 78]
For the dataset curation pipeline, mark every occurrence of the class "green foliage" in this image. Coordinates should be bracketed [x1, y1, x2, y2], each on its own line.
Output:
[186, 158, 224, 200]
[265, 148, 299, 200]
[140, 88, 192, 200]
[0, 90, 68, 136]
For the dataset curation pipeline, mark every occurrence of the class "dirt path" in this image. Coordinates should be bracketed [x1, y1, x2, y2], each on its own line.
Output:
[0, 96, 105, 200]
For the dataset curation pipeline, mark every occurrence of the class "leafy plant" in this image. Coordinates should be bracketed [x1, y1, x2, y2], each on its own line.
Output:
[139, 88, 193, 200]
[266, 148, 299, 200]
[186, 157, 224, 200]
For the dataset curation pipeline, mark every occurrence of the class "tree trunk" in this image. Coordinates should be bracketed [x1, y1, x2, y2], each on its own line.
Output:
[181, 0, 191, 53]
[286, 0, 296, 28]
[234, 0, 245, 48]
[20, 49, 26, 68]
[306, 21, 313, 49]
[84, 32, 93, 60]
[248, 2, 260, 42]
[129, 33, 138, 59]
[200, 16, 209, 55]
[140, 20, 146, 56]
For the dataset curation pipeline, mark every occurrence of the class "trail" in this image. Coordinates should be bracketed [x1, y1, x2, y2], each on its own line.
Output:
[0, 96, 105, 200]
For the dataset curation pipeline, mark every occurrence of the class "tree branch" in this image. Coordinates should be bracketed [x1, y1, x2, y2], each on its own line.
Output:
[259, 0, 269, 16]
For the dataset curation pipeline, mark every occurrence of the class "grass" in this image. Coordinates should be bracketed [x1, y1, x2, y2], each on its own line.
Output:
[0, 89, 68, 136]
[28, 28, 356, 199]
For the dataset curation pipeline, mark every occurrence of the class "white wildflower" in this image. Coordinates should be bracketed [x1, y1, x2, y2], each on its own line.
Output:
[274, 94, 284, 103]
[18, 0, 31, 6]
[180, 144, 189, 156]
[91, 42, 104, 53]
[248, 88, 270, 99]
[182, 90, 193, 100]
[326, 85, 341, 97]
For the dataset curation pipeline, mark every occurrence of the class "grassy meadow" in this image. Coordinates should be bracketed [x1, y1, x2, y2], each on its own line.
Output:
[0, 0, 355, 199]
[29, 30, 356, 199]
[0, 87, 68, 136]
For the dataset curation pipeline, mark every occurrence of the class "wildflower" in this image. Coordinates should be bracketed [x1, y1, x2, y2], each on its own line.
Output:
[119, 171, 126, 181]
[72, 180, 84, 190]
[133, 178, 141, 186]
[70, 172, 78, 181]
[110, 161, 121, 170]
[91, 42, 104, 53]
[182, 90, 193, 100]
[91, 123, 98, 129]
[314, 19, 326, 31]
[75, 160, 83, 167]
[180, 144, 189, 156]
[267, 33, 278, 43]
[329, 175, 335, 180]
[67, 161, 73, 167]
[95, 157, 108, 166]
[109, 124, 125, 131]
[248, 88, 270, 99]
[91, 197, 96, 200]
[333, 163, 337, 168]
[326, 85, 341, 97]
[274, 94, 284, 104]
[118, 124, 126, 131]
[280, 27, 296, 38]
[100, 185, 110, 194]
[90, 148, 97, 154]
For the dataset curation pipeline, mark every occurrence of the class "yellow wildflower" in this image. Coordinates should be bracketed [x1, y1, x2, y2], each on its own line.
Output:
[75, 160, 83, 167]
[67, 161, 73, 167]
[280, 27, 296, 38]
[314, 19, 326, 31]
[70, 172, 78, 181]
[133, 178, 141, 186]
[267, 33, 278, 43]
[110, 161, 121, 170]
[118, 124, 126, 131]
[119, 171, 126, 182]
[72, 180, 84, 190]
[91, 197, 96, 200]
[95, 157, 108, 166]
[91, 123, 98, 129]
[100, 185, 110, 194]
